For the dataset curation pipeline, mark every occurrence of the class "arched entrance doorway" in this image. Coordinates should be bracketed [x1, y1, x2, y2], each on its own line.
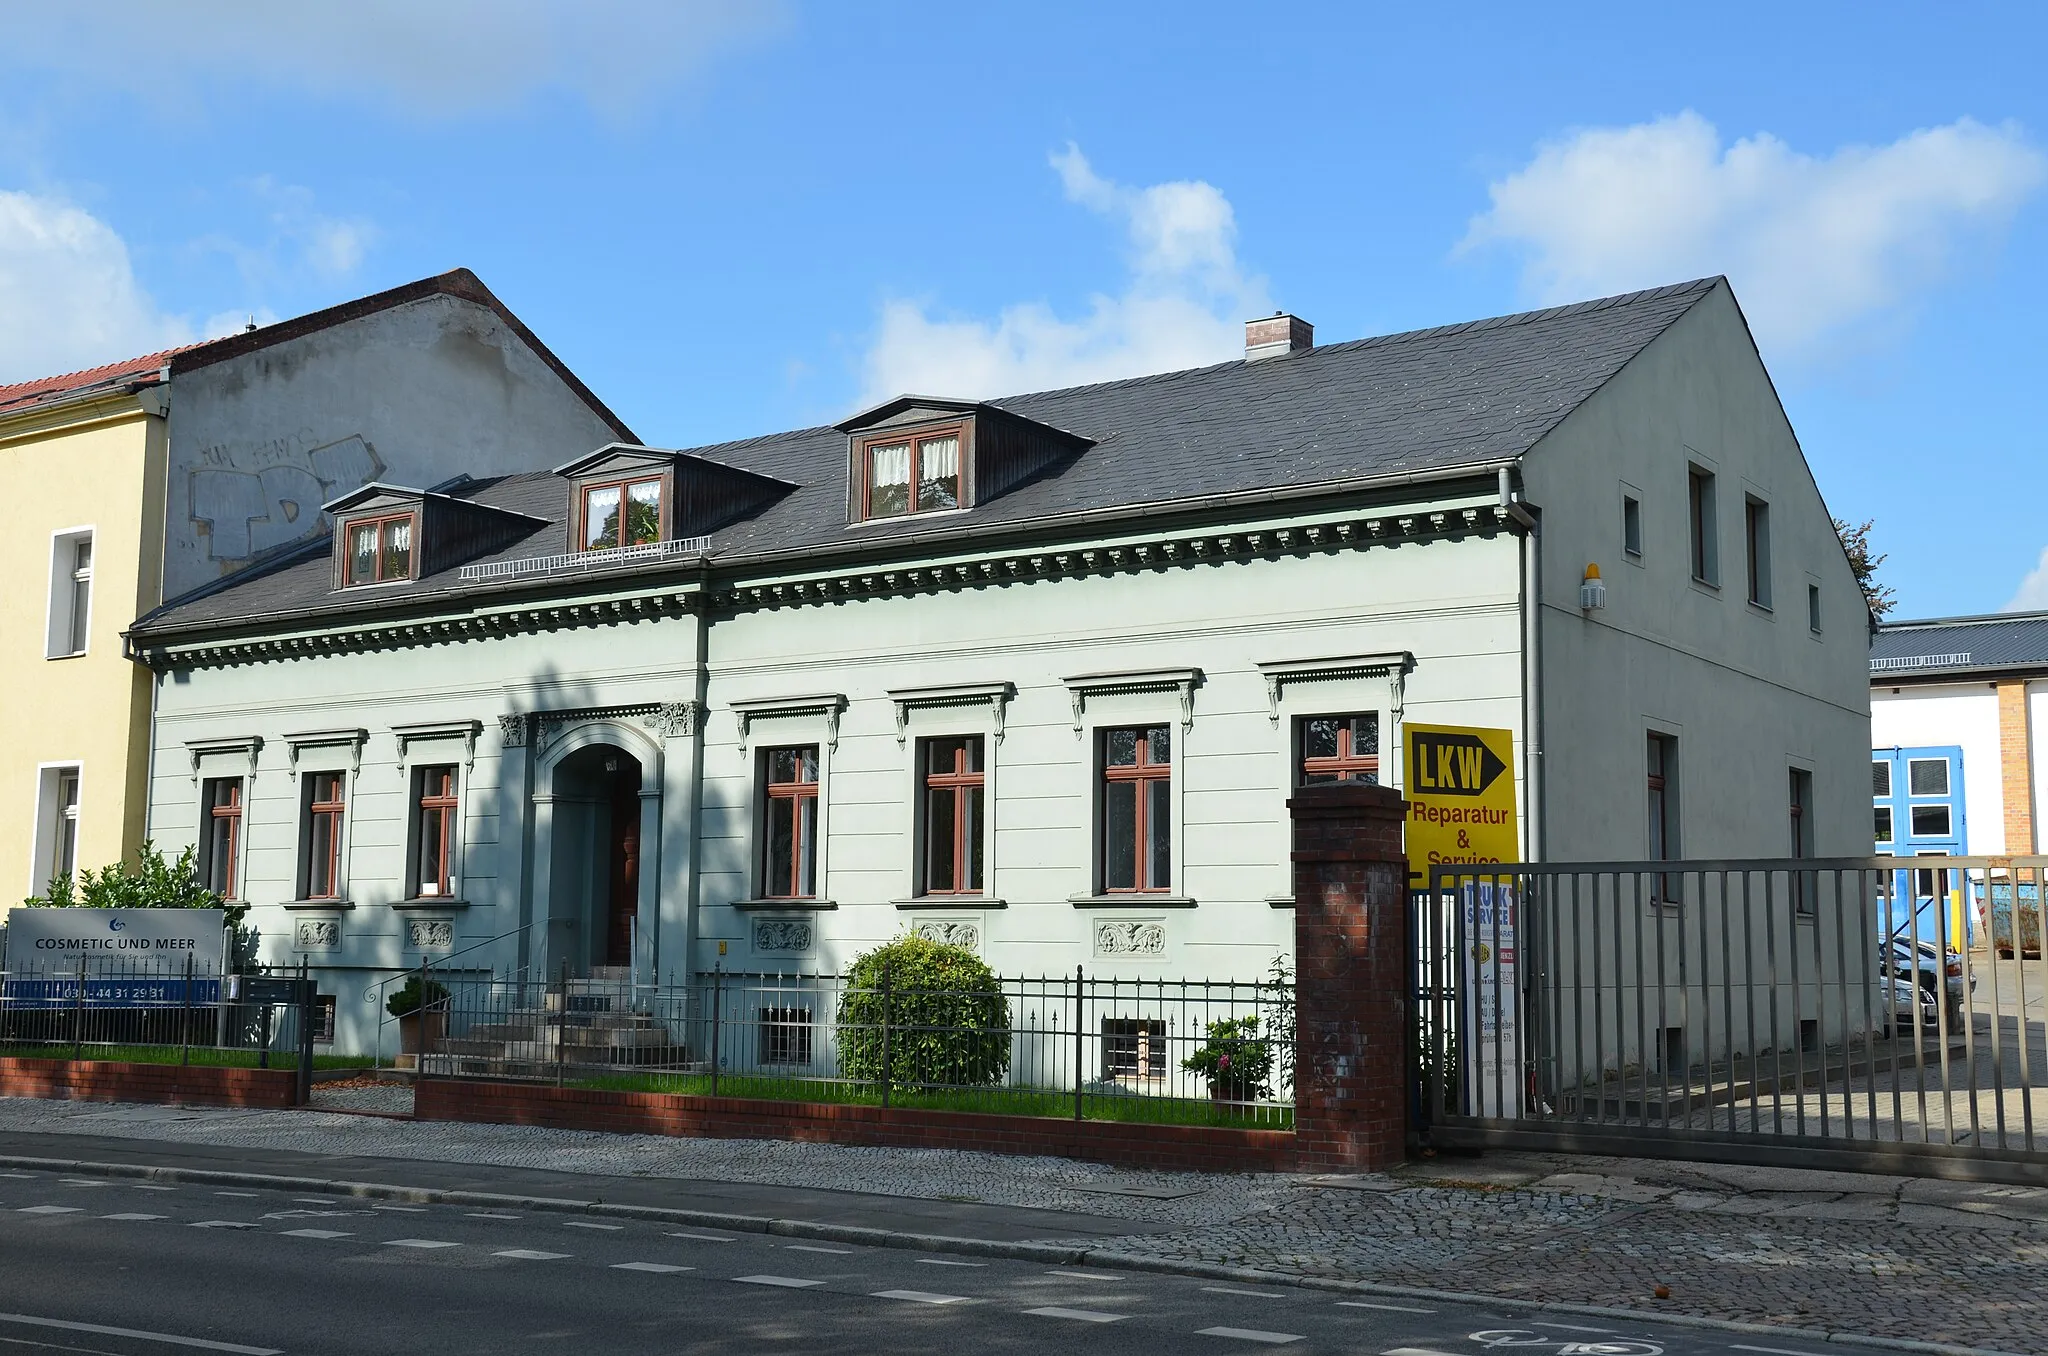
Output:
[547, 742, 646, 974]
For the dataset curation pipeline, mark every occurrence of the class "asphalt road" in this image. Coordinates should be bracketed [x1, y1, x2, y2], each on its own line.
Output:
[0, 1165, 1920, 1356]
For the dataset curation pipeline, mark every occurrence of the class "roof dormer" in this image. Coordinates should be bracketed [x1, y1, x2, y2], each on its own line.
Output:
[835, 399, 1092, 526]
[324, 483, 546, 590]
[553, 443, 794, 552]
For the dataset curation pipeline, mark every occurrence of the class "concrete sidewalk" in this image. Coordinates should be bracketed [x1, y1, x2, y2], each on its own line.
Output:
[0, 1094, 2042, 1354]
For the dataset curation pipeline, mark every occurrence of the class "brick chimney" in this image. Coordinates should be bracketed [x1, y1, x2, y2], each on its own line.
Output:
[1245, 312, 1313, 362]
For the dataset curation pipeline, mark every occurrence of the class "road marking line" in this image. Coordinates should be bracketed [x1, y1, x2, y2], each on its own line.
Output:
[1337, 1302, 1436, 1314]
[0, 1312, 282, 1355]
[58, 1180, 108, 1187]
[371, 1205, 428, 1213]
[1025, 1307, 1128, 1323]
[283, 1229, 352, 1239]
[468, 1212, 521, 1219]
[495, 1249, 572, 1260]
[132, 1184, 176, 1191]
[0, 1173, 38, 1179]
[1533, 1321, 1616, 1334]
[1732, 1346, 1831, 1356]
[16, 1206, 80, 1215]
[916, 1258, 987, 1267]
[1379, 1348, 1465, 1356]
[871, 1290, 972, 1305]
[733, 1275, 825, 1288]
[1045, 1269, 1122, 1281]
[101, 1213, 167, 1221]
[213, 1191, 260, 1198]
[1197, 1328, 1304, 1345]
[1203, 1286, 1282, 1298]
[613, 1262, 692, 1273]
[667, 1231, 736, 1242]
[383, 1239, 459, 1249]
[191, 1221, 262, 1230]
[291, 1198, 336, 1205]
[785, 1244, 853, 1255]
[563, 1221, 623, 1231]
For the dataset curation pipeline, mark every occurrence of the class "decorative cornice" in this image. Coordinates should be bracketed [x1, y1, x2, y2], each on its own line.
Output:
[392, 719, 484, 770]
[522, 700, 705, 753]
[138, 504, 1511, 671]
[730, 693, 848, 752]
[885, 680, 1014, 745]
[185, 735, 262, 784]
[282, 727, 368, 779]
[1254, 651, 1415, 725]
[1063, 667, 1201, 736]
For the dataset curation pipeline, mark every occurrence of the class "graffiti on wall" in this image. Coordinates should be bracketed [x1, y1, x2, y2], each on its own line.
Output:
[186, 434, 384, 573]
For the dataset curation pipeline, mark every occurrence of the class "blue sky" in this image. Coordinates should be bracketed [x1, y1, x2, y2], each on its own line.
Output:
[3, 1, 2044, 619]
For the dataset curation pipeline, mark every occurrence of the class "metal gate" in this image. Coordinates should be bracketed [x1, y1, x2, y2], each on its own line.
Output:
[1418, 856, 2048, 1182]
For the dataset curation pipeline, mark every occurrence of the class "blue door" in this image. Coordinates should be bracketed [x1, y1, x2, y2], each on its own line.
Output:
[1872, 745, 1969, 945]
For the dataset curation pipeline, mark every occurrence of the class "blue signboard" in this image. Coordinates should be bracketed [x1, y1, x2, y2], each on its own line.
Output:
[0, 978, 224, 1009]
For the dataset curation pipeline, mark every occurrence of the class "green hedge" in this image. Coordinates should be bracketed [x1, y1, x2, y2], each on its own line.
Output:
[834, 936, 1011, 1090]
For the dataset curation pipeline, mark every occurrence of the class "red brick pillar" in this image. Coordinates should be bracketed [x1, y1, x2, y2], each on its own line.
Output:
[1289, 782, 1409, 1172]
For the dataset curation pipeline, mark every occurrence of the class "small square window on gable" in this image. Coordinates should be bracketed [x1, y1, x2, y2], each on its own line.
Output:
[835, 397, 1092, 526]
[553, 443, 794, 551]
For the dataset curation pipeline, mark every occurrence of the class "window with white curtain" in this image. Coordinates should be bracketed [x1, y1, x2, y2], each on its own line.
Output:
[861, 426, 963, 519]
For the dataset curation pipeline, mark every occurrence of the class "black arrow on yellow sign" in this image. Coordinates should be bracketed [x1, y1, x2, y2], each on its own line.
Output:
[1408, 730, 1508, 797]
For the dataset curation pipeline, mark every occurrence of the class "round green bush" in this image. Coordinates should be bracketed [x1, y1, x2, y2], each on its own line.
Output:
[835, 936, 1011, 1090]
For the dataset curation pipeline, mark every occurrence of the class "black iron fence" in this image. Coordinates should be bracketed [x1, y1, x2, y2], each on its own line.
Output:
[1420, 858, 2048, 1177]
[402, 965, 1296, 1126]
[0, 956, 321, 1096]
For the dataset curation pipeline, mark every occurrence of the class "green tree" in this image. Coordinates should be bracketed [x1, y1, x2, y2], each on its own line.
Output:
[24, 841, 246, 929]
[1834, 517, 1897, 619]
[834, 935, 1011, 1090]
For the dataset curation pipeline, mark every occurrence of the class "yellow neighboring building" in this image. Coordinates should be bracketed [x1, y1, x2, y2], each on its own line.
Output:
[0, 270, 634, 903]
[0, 354, 173, 899]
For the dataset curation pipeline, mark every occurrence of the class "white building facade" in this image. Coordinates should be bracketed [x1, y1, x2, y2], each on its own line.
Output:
[129, 279, 1870, 1055]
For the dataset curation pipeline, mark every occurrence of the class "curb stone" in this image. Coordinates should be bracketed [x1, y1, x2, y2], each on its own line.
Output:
[0, 1153, 2023, 1356]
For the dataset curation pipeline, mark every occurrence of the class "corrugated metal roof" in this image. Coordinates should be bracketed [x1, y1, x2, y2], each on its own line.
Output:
[1870, 612, 2048, 678]
[135, 277, 1724, 638]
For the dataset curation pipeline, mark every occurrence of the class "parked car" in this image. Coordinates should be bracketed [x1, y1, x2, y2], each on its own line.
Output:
[1879, 937, 1972, 1016]
[1882, 975, 1941, 1036]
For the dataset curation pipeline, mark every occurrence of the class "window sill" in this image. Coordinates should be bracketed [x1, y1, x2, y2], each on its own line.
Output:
[1069, 893, 1197, 909]
[1689, 576, 1720, 594]
[43, 651, 88, 662]
[1747, 600, 1775, 617]
[733, 898, 838, 912]
[893, 897, 1006, 910]
[1265, 893, 1296, 909]
[284, 898, 355, 911]
[844, 506, 972, 532]
[392, 897, 470, 910]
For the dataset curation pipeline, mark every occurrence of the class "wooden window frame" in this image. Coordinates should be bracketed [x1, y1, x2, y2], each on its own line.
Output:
[303, 771, 346, 901]
[575, 473, 669, 552]
[856, 423, 969, 521]
[202, 777, 243, 899]
[412, 765, 459, 899]
[762, 746, 820, 900]
[1297, 713, 1380, 786]
[920, 736, 985, 896]
[1100, 725, 1172, 894]
[341, 512, 417, 587]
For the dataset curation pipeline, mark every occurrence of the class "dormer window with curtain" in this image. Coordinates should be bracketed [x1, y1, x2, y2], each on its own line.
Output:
[344, 514, 414, 586]
[581, 476, 664, 551]
[860, 427, 962, 519]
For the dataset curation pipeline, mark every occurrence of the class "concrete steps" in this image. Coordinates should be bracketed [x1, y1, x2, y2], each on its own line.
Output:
[423, 973, 689, 1077]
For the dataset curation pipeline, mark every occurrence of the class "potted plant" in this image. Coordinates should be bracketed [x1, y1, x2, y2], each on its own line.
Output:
[387, 975, 450, 1067]
[1182, 1014, 1273, 1105]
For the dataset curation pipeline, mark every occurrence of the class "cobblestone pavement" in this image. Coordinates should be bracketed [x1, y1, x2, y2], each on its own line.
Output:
[1, 1097, 2043, 1352]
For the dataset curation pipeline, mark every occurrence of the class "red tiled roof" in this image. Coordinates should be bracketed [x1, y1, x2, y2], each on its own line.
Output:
[0, 344, 200, 416]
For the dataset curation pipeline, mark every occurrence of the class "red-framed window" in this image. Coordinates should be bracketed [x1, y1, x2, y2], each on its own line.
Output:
[763, 746, 819, 899]
[413, 765, 459, 899]
[303, 771, 346, 900]
[201, 777, 242, 898]
[1298, 713, 1379, 785]
[858, 426, 962, 519]
[1101, 725, 1171, 893]
[580, 476, 664, 551]
[921, 736, 985, 895]
[343, 514, 415, 586]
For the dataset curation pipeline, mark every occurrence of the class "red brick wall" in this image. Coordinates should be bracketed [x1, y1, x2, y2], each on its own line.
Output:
[414, 1081, 1294, 1173]
[1288, 783, 1410, 1171]
[0, 1058, 300, 1109]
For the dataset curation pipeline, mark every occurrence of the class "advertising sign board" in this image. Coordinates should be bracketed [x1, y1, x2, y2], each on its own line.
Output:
[2, 908, 227, 1008]
[1404, 722, 1520, 888]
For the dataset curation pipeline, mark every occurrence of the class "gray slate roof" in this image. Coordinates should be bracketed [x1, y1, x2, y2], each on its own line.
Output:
[134, 277, 1721, 639]
[1871, 612, 2048, 679]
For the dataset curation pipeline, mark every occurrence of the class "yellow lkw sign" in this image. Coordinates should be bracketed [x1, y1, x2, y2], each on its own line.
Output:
[1404, 722, 1520, 887]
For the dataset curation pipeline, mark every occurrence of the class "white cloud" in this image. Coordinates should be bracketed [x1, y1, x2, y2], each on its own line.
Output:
[1460, 112, 2045, 357]
[861, 146, 1269, 403]
[244, 178, 378, 280]
[0, 189, 194, 382]
[2008, 547, 2048, 613]
[5, 1, 786, 118]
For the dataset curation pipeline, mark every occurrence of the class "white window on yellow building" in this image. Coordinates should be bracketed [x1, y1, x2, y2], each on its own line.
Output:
[45, 528, 94, 659]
